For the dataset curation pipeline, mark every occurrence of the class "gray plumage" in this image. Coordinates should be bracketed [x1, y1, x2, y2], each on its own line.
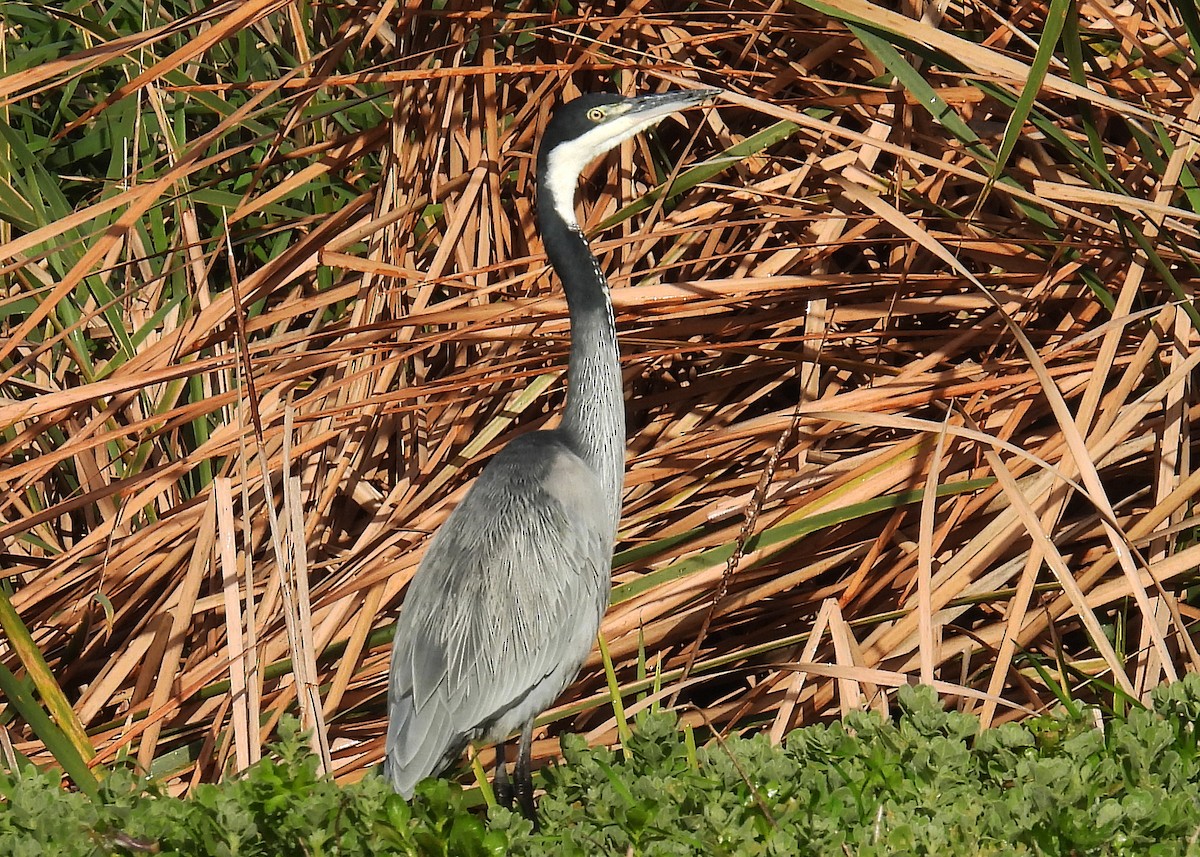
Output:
[384, 87, 719, 817]
[385, 434, 610, 794]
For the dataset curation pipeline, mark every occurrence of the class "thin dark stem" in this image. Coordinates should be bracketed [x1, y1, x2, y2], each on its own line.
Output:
[670, 381, 806, 708]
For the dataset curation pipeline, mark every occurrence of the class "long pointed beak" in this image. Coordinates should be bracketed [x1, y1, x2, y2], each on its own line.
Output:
[623, 88, 722, 124]
[538, 87, 720, 228]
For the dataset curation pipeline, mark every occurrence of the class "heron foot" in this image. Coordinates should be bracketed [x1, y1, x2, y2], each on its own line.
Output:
[514, 772, 537, 827]
[494, 777, 515, 807]
[493, 741, 515, 808]
[515, 721, 539, 830]
[494, 760, 537, 828]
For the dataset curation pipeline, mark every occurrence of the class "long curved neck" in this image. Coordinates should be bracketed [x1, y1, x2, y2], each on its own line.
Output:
[537, 201, 626, 533]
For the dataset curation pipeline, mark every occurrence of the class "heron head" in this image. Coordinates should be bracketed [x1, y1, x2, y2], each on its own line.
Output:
[538, 88, 720, 227]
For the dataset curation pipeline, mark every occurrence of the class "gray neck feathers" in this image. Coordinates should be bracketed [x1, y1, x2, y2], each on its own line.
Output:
[538, 211, 626, 533]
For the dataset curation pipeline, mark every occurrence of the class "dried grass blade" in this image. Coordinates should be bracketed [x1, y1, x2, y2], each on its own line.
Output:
[137, 491, 216, 769]
[838, 176, 1176, 683]
[214, 477, 253, 773]
[799, 0, 1162, 123]
[917, 411, 952, 686]
[769, 598, 834, 744]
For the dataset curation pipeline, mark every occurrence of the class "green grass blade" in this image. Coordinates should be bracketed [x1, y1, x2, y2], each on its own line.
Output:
[598, 120, 801, 231]
[845, 22, 1060, 238]
[611, 478, 994, 605]
[597, 632, 632, 747]
[0, 589, 94, 765]
[1166, 0, 1200, 66]
[847, 23, 995, 166]
[0, 662, 99, 799]
[988, 0, 1071, 187]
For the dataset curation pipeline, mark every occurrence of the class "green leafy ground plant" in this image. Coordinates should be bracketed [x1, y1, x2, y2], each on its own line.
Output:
[6, 678, 1200, 856]
[509, 680, 1200, 856]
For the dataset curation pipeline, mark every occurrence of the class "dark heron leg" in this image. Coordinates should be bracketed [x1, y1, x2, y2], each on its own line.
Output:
[514, 721, 538, 827]
[493, 740, 514, 808]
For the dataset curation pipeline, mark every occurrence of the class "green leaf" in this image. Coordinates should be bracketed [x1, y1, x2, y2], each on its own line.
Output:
[598, 120, 802, 231]
[986, 0, 1072, 191]
[0, 588, 95, 768]
[612, 477, 993, 604]
[0, 663, 99, 800]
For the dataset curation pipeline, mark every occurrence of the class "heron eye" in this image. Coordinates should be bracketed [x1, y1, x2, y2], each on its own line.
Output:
[586, 107, 605, 122]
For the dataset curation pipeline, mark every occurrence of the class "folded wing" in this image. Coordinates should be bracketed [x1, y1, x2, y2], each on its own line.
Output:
[384, 433, 611, 796]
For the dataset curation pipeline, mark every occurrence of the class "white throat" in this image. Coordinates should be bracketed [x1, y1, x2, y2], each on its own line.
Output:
[542, 112, 669, 229]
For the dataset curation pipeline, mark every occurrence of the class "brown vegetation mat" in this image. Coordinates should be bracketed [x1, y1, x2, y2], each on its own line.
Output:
[2, 0, 1199, 788]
